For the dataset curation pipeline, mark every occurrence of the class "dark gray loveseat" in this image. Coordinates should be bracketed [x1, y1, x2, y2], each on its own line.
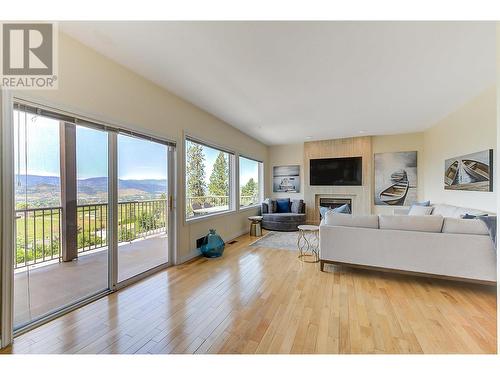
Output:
[261, 198, 306, 231]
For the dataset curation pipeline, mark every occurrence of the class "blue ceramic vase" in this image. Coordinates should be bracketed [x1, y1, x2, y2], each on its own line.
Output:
[200, 229, 225, 258]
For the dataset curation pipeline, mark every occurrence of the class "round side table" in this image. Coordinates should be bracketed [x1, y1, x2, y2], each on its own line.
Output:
[297, 225, 319, 263]
[248, 216, 263, 237]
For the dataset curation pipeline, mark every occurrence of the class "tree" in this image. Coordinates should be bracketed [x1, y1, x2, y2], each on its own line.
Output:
[241, 178, 257, 197]
[208, 151, 229, 197]
[186, 142, 207, 200]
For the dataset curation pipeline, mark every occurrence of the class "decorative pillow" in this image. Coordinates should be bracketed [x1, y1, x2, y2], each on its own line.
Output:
[408, 205, 434, 216]
[269, 199, 277, 213]
[291, 199, 304, 214]
[462, 213, 488, 219]
[319, 206, 330, 219]
[261, 199, 270, 214]
[276, 198, 291, 213]
[333, 204, 351, 214]
[412, 200, 431, 207]
[320, 204, 351, 218]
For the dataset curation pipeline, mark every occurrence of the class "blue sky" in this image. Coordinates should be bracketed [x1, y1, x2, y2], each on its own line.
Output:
[14, 111, 167, 180]
[14, 110, 258, 184]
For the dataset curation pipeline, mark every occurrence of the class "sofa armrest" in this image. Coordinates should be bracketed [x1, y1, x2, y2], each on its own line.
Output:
[393, 207, 410, 215]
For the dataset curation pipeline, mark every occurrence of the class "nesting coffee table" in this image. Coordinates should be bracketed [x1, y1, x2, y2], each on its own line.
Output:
[297, 225, 319, 263]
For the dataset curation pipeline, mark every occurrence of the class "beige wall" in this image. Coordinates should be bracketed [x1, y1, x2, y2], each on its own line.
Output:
[268, 143, 304, 200]
[267, 87, 496, 215]
[423, 87, 496, 213]
[11, 32, 269, 263]
[372, 132, 425, 214]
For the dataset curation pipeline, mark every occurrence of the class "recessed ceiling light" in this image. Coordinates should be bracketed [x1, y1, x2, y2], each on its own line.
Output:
[358, 130, 366, 134]
[305, 136, 312, 140]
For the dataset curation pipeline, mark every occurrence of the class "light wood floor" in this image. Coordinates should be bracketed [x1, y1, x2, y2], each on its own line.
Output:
[1, 232, 496, 354]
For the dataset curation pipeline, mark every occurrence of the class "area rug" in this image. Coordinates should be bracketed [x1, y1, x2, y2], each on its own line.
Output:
[249, 231, 299, 251]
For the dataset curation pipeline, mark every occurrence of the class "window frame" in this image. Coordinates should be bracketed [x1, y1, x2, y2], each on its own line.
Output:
[238, 155, 264, 210]
[184, 135, 236, 223]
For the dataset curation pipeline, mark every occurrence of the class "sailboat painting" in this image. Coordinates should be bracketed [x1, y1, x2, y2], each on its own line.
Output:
[374, 151, 418, 206]
[444, 150, 493, 192]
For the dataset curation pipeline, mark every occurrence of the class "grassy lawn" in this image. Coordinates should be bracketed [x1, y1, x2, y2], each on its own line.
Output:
[15, 200, 167, 267]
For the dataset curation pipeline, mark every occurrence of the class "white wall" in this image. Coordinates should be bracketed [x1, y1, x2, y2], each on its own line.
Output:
[10, 32, 269, 263]
[423, 86, 496, 213]
[268, 143, 304, 200]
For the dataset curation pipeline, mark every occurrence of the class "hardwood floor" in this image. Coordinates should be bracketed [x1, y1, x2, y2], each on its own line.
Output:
[1, 232, 496, 354]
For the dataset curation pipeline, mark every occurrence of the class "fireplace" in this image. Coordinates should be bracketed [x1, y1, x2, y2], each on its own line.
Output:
[318, 197, 352, 218]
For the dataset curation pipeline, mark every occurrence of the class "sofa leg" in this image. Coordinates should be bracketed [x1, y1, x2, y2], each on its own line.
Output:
[320, 260, 324, 272]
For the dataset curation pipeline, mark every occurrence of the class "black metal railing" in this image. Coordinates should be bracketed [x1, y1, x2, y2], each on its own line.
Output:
[14, 199, 168, 270]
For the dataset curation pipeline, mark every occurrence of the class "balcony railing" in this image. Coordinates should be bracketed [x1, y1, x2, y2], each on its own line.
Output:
[186, 194, 258, 216]
[14, 199, 168, 270]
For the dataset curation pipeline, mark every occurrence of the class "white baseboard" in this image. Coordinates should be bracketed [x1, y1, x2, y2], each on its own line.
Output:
[177, 228, 250, 264]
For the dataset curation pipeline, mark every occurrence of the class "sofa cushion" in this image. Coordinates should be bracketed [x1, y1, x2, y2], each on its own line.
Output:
[408, 205, 434, 216]
[379, 215, 444, 233]
[263, 213, 305, 222]
[291, 199, 304, 214]
[324, 212, 379, 229]
[276, 198, 290, 213]
[442, 218, 489, 236]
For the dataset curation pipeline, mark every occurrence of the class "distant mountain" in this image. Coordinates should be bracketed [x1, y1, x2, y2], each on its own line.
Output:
[15, 175, 167, 207]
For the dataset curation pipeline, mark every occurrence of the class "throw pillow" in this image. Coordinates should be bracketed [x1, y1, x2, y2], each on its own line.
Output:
[261, 199, 270, 214]
[291, 199, 304, 214]
[412, 200, 431, 207]
[320, 204, 351, 218]
[333, 204, 351, 214]
[319, 206, 330, 219]
[408, 205, 433, 216]
[462, 213, 488, 219]
[276, 198, 291, 213]
[269, 199, 277, 213]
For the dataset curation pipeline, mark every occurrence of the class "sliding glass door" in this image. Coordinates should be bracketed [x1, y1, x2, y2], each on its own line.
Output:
[13, 109, 110, 329]
[4, 100, 176, 337]
[117, 134, 170, 283]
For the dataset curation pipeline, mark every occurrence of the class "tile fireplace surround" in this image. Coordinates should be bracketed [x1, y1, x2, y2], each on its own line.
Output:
[303, 137, 373, 223]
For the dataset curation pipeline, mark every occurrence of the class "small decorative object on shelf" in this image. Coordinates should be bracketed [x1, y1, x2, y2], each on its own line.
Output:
[200, 229, 225, 258]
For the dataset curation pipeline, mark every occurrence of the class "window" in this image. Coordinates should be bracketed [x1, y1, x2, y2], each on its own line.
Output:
[239, 156, 263, 208]
[185, 138, 234, 220]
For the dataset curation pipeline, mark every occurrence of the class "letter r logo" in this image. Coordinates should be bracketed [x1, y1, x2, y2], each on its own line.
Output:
[2, 23, 53, 75]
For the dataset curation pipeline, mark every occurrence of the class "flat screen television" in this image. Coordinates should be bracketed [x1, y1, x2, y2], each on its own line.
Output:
[310, 157, 362, 186]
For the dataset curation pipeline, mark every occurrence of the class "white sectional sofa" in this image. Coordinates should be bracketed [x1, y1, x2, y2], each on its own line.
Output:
[319, 204, 496, 284]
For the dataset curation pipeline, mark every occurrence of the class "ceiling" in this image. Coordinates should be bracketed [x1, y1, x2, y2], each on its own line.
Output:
[61, 21, 496, 145]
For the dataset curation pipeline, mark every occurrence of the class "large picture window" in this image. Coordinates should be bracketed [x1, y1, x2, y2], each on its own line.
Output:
[239, 156, 263, 208]
[185, 138, 234, 220]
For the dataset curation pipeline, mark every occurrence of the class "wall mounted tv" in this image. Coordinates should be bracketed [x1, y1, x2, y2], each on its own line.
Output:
[309, 157, 362, 186]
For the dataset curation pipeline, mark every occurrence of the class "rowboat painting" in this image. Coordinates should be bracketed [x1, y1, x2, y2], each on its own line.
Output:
[444, 150, 493, 192]
[379, 170, 410, 205]
[375, 151, 418, 206]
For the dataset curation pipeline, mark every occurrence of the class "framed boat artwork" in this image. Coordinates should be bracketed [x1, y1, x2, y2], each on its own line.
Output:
[444, 150, 493, 192]
[374, 151, 418, 206]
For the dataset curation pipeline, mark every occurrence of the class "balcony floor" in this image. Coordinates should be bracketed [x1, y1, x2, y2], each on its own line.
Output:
[14, 234, 168, 328]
